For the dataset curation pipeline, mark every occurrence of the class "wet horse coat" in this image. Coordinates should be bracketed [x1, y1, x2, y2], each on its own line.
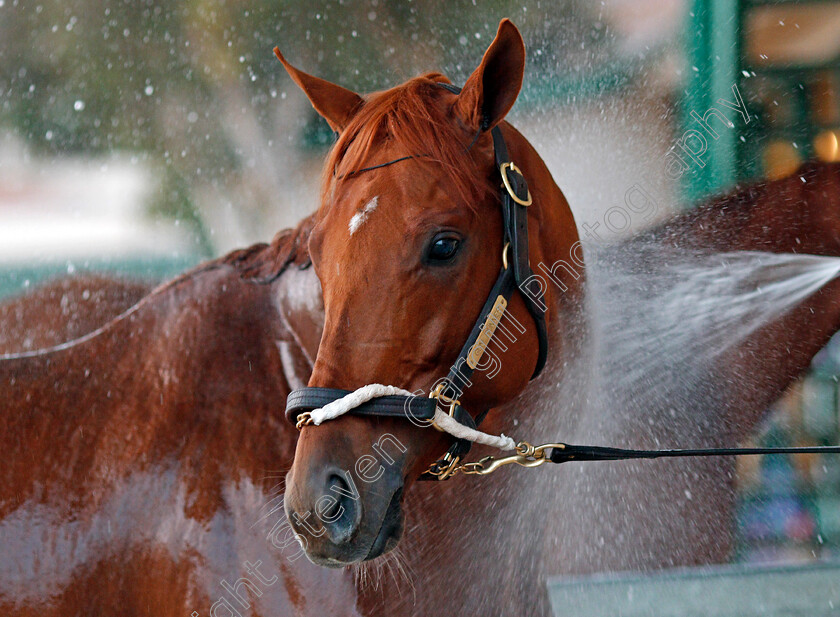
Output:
[0, 275, 151, 354]
[3, 20, 840, 617]
[0, 227, 354, 615]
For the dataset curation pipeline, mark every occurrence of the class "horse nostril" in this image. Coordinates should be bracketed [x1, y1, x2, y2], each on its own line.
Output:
[322, 473, 360, 544]
[321, 486, 342, 519]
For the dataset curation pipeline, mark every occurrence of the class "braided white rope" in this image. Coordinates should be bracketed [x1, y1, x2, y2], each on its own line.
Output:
[309, 384, 413, 424]
[308, 383, 516, 451]
[430, 408, 516, 451]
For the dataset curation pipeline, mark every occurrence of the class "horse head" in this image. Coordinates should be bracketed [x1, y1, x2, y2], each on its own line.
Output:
[278, 19, 581, 567]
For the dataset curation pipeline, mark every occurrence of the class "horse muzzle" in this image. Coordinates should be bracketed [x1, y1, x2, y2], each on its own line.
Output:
[284, 449, 406, 567]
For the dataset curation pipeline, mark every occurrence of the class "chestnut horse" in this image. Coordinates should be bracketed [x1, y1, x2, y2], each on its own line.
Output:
[3, 18, 840, 617]
[279, 17, 840, 614]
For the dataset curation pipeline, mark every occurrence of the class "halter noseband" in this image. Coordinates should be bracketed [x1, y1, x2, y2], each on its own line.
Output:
[285, 82, 549, 480]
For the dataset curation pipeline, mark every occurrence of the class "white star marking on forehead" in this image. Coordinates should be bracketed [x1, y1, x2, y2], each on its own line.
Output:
[348, 196, 379, 235]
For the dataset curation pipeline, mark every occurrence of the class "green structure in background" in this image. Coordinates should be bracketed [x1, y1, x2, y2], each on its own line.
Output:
[681, 0, 742, 203]
[683, 0, 840, 204]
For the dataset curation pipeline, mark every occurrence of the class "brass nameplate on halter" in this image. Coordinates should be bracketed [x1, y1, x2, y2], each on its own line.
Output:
[467, 295, 508, 369]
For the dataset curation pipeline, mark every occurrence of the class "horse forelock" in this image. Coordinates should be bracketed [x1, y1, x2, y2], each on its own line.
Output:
[320, 73, 498, 212]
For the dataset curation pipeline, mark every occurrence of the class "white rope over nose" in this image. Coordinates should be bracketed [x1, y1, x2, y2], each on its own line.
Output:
[308, 383, 517, 451]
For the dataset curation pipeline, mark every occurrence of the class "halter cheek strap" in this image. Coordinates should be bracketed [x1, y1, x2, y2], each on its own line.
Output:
[442, 124, 547, 397]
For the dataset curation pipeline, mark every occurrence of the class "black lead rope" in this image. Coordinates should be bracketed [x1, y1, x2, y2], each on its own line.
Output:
[547, 443, 840, 464]
[449, 440, 840, 477]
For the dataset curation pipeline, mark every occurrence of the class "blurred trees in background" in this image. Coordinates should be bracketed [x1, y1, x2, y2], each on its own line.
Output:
[0, 0, 625, 253]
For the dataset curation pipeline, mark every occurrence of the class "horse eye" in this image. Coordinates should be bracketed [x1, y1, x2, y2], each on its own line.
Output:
[426, 235, 461, 263]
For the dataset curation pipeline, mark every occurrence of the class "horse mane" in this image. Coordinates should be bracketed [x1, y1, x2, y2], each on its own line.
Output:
[321, 72, 497, 210]
[217, 213, 316, 283]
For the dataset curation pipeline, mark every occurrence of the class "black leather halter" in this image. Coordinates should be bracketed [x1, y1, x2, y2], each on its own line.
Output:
[285, 83, 549, 480]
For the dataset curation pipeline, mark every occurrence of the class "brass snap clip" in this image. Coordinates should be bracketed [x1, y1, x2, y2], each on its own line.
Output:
[461, 441, 567, 476]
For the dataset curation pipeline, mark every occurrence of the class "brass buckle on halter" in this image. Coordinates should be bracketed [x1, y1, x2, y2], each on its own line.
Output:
[500, 162, 533, 207]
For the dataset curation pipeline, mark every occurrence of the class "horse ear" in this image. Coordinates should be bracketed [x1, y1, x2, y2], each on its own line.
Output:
[454, 19, 525, 132]
[273, 47, 364, 132]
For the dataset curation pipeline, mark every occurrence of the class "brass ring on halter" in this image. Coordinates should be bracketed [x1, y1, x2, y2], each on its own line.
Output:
[500, 162, 533, 206]
[502, 242, 510, 270]
[429, 382, 459, 406]
[295, 411, 314, 430]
